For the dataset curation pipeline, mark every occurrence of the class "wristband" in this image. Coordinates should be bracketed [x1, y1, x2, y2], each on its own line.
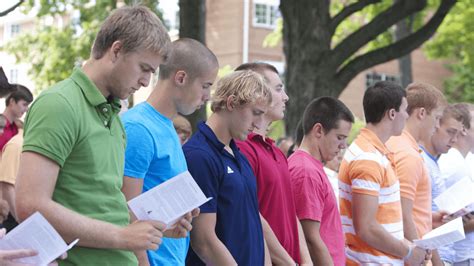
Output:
[403, 245, 413, 261]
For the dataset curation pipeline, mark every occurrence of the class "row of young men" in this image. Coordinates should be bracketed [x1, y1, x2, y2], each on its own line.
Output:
[1, 4, 471, 266]
[2, 5, 306, 265]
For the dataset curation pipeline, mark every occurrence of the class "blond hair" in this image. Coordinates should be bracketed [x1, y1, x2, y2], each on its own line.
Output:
[405, 82, 447, 115]
[210, 70, 272, 112]
[92, 5, 171, 60]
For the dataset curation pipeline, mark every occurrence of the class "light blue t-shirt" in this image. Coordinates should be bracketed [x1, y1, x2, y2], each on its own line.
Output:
[122, 102, 189, 266]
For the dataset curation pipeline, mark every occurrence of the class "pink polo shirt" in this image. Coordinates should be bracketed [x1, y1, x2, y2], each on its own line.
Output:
[237, 133, 301, 263]
[288, 150, 345, 266]
[0, 116, 18, 151]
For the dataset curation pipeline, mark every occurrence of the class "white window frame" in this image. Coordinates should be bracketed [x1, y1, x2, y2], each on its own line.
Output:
[252, 0, 280, 29]
[365, 72, 400, 89]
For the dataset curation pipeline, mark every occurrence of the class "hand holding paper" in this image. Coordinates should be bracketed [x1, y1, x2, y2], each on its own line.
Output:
[413, 217, 465, 250]
[0, 212, 78, 266]
[128, 171, 210, 229]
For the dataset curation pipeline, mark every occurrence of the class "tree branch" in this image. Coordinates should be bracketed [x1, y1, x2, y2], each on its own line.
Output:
[330, 0, 382, 34]
[330, 0, 427, 70]
[335, 0, 457, 87]
[0, 0, 24, 17]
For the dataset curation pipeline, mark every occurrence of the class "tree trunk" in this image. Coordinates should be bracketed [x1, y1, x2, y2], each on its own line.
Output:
[179, 0, 206, 132]
[395, 15, 414, 88]
[281, 0, 336, 135]
[281, 0, 456, 136]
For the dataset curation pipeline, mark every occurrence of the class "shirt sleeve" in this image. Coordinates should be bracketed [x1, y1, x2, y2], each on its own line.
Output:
[0, 137, 22, 184]
[289, 164, 325, 222]
[23, 94, 77, 167]
[123, 122, 154, 179]
[348, 155, 384, 197]
[394, 153, 421, 201]
[184, 148, 220, 213]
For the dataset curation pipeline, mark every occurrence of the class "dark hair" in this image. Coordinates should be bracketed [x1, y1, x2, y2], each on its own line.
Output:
[363, 81, 406, 124]
[302, 97, 354, 136]
[294, 119, 304, 146]
[235, 62, 279, 76]
[158, 38, 218, 81]
[0, 67, 15, 98]
[5, 84, 33, 106]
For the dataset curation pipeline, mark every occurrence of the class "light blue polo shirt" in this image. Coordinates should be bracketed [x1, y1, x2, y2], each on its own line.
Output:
[122, 102, 189, 266]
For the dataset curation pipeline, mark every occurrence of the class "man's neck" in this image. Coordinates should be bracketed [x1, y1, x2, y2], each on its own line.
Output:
[147, 80, 177, 120]
[365, 123, 392, 143]
[299, 137, 323, 162]
[405, 118, 421, 142]
[2, 108, 15, 123]
[206, 113, 232, 146]
[420, 139, 439, 158]
[82, 60, 110, 98]
[252, 117, 273, 138]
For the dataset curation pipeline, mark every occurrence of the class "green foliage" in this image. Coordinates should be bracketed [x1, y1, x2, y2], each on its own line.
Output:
[2, 0, 162, 93]
[425, 0, 474, 103]
[268, 120, 286, 140]
[348, 116, 365, 144]
[263, 18, 282, 48]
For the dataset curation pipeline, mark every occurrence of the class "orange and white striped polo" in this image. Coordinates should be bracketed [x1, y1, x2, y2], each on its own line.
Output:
[339, 128, 404, 265]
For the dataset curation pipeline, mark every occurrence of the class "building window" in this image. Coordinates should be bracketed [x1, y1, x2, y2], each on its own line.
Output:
[10, 69, 18, 84]
[253, 2, 280, 28]
[365, 72, 400, 89]
[10, 24, 21, 37]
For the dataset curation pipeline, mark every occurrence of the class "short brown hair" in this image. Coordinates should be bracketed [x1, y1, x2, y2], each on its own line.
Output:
[158, 38, 218, 81]
[441, 104, 469, 127]
[405, 82, 447, 115]
[210, 70, 272, 113]
[92, 5, 171, 60]
[452, 103, 473, 130]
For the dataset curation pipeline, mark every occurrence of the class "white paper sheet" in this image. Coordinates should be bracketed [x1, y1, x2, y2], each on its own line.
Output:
[434, 177, 474, 214]
[128, 171, 211, 228]
[413, 217, 465, 249]
[0, 212, 78, 266]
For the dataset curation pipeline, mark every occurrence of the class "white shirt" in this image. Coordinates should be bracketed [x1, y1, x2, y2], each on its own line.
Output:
[438, 148, 474, 263]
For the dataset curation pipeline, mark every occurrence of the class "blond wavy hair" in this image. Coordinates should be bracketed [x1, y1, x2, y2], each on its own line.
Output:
[210, 70, 272, 113]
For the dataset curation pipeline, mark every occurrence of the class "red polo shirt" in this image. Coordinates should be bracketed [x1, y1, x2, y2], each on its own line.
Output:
[237, 133, 301, 263]
[0, 116, 18, 151]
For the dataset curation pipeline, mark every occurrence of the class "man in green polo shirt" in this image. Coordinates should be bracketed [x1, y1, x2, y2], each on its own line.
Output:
[15, 6, 195, 265]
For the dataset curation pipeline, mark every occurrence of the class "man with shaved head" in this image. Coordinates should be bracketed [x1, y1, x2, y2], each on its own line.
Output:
[121, 38, 219, 266]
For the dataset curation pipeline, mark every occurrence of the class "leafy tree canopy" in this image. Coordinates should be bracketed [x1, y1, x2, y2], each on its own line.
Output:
[2, 0, 163, 92]
[425, 0, 474, 103]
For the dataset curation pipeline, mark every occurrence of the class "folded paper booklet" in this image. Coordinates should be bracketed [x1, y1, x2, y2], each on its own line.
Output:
[0, 212, 78, 266]
[413, 217, 465, 250]
[434, 176, 474, 214]
[128, 170, 212, 228]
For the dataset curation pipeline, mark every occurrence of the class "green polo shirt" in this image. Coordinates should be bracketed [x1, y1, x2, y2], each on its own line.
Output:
[23, 69, 137, 265]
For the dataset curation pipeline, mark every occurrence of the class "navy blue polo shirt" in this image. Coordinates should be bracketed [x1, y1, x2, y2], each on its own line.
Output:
[183, 122, 264, 266]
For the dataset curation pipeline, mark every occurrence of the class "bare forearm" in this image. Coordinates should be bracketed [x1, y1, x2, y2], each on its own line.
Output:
[402, 214, 419, 241]
[306, 238, 333, 265]
[358, 223, 408, 259]
[16, 197, 124, 249]
[297, 219, 312, 265]
[191, 238, 237, 265]
[261, 216, 294, 264]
